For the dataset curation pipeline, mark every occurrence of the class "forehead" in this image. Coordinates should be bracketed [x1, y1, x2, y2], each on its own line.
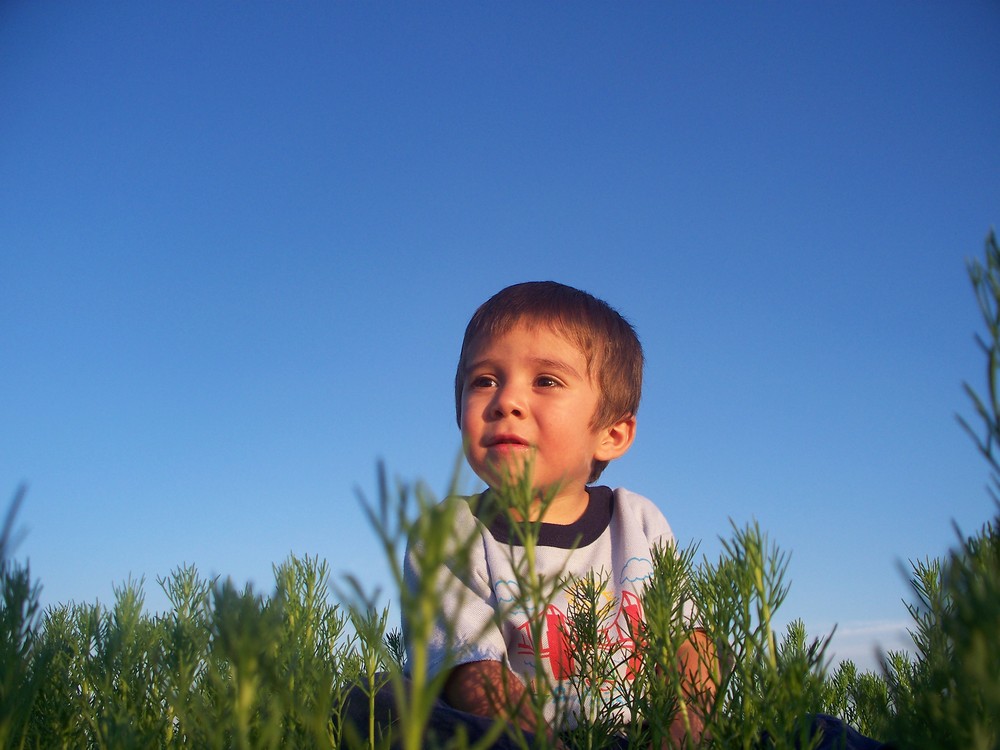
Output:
[464, 320, 591, 369]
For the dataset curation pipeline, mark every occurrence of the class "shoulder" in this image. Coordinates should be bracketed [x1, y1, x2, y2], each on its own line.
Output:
[406, 493, 486, 553]
[609, 486, 676, 546]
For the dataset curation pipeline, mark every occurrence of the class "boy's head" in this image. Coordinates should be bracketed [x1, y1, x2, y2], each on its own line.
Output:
[455, 281, 643, 483]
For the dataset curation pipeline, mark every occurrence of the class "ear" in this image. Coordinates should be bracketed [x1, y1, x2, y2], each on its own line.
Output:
[594, 415, 636, 462]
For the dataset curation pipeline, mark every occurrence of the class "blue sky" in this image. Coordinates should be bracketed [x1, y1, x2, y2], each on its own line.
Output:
[2, 2, 998, 671]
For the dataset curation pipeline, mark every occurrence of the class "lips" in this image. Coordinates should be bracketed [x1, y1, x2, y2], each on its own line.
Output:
[486, 434, 530, 448]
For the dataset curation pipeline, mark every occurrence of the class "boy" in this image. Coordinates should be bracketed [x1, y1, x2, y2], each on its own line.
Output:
[402, 281, 713, 747]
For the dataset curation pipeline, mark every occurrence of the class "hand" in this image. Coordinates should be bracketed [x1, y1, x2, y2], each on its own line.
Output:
[444, 660, 545, 735]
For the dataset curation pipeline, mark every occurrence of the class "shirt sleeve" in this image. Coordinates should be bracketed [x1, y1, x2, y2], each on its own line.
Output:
[402, 496, 509, 680]
[614, 487, 700, 628]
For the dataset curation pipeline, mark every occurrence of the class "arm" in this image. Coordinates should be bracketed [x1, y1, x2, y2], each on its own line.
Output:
[444, 660, 541, 735]
[668, 629, 716, 748]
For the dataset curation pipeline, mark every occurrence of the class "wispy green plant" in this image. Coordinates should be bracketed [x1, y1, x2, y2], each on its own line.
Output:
[692, 522, 828, 750]
[822, 659, 891, 741]
[0, 485, 41, 749]
[13, 554, 363, 749]
[830, 229, 1000, 749]
[340, 460, 512, 750]
[876, 230, 1000, 750]
[484, 469, 576, 750]
[272, 555, 351, 748]
[559, 569, 633, 750]
[157, 563, 214, 746]
[631, 540, 699, 750]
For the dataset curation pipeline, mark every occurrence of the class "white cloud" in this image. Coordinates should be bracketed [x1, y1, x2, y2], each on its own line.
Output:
[821, 619, 913, 672]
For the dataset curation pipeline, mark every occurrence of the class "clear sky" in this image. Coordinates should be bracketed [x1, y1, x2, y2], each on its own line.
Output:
[2, 2, 998, 673]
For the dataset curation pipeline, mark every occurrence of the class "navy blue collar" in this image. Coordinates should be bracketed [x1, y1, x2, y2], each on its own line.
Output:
[473, 485, 614, 549]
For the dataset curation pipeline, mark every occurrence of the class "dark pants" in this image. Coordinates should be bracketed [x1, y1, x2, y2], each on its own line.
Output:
[341, 676, 570, 750]
[342, 677, 883, 750]
[796, 714, 887, 750]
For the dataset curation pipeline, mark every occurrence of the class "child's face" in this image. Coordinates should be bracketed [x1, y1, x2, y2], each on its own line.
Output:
[459, 322, 628, 501]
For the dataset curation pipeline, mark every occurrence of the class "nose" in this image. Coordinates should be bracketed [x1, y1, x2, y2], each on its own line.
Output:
[490, 382, 525, 419]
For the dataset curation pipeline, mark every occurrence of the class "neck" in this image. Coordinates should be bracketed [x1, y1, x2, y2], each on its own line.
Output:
[507, 485, 590, 525]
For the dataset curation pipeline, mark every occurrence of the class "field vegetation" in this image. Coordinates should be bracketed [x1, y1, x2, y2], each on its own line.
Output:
[2, 232, 998, 749]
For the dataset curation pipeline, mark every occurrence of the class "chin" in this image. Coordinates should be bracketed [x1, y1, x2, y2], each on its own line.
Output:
[481, 461, 533, 489]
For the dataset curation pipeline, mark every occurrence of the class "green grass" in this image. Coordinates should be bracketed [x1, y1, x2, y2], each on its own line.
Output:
[2, 231, 999, 749]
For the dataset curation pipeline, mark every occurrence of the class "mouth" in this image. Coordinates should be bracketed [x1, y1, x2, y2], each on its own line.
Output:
[486, 434, 530, 448]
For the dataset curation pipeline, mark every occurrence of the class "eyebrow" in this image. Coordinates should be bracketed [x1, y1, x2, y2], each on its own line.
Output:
[530, 357, 583, 378]
[466, 356, 584, 380]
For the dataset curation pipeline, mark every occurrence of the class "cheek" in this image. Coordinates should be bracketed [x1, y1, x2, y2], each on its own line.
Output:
[459, 407, 480, 441]
[460, 392, 490, 426]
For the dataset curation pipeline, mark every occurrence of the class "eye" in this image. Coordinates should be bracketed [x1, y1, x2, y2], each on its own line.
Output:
[470, 375, 497, 388]
[535, 375, 561, 388]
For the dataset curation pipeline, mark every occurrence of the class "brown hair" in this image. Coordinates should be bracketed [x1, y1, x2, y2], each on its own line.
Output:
[455, 281, 643, 481]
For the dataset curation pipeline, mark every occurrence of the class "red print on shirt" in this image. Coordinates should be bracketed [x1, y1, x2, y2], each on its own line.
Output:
[515, 591, 645, 685]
